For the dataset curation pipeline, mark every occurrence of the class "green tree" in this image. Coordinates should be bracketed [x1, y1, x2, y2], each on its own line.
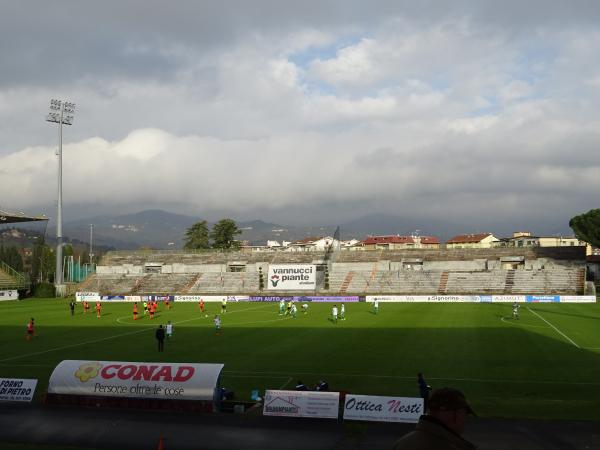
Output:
[210, 219, 242, 250]
[183, 220, 210, 250]
[31, 242, 55, 283]
[569, 209, 600, 248]
[0, 245, 23, 272]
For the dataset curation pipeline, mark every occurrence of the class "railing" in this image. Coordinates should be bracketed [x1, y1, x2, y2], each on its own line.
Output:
[0, 261, 29, 289]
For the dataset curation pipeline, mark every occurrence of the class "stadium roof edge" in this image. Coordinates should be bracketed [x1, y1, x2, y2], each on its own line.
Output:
[0, 209, 49, 224]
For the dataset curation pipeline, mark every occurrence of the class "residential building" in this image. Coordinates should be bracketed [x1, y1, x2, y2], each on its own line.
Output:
[446, 233, 499, 249]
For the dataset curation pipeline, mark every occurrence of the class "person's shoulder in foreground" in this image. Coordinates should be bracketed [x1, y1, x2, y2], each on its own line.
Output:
[393, 387, 477, 450]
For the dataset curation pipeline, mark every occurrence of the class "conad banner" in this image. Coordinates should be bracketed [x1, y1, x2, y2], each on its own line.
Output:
[343, 394, 423, 423]
[76, 292, 100, 302]
[263, 390, 339, 418]
[0, 378, 37, 402]
[267, 265, 316, 290]
[48, 360, 224, 401]
[367, 295, 595, 303]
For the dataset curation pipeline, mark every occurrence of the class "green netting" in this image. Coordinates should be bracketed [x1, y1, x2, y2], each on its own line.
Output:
[64, 260, 95, 283]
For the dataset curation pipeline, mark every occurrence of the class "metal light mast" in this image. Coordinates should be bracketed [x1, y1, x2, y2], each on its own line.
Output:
[46, 99, 75, 295]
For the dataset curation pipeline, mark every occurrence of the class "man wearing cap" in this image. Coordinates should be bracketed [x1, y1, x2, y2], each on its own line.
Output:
[393, 387, 477, 450]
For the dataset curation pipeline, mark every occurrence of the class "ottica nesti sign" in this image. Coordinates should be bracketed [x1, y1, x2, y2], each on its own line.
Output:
[267, 265, 316, 290]
[48, 360, 224, 401]
[343, 394, 423, 423]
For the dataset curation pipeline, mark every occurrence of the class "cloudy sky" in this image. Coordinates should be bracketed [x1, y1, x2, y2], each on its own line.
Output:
[1, 0, 600, 232]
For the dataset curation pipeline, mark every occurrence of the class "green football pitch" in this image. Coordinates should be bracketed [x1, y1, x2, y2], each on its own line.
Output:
[1, 299, 599, 420]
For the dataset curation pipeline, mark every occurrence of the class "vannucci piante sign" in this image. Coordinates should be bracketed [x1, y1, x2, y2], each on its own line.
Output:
[267, 265, 316, 290]
[48, 360, 224, 401]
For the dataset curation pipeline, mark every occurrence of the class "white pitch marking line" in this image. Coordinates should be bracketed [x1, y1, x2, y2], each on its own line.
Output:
[527, 307, 580, 349]
[500, 316, 546, 328]
[0, 303, 276, 363]
[278, 377, 293, 390]
[223, 370, 600, 386]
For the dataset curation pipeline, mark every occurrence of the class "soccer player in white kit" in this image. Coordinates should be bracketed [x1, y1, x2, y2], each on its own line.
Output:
[332, 304, 338, 324]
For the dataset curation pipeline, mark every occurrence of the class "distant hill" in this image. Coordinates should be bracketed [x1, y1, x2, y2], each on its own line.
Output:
[43, 209, 576, 250]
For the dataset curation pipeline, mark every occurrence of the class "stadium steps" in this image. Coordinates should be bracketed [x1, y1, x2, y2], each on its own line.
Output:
[182, 273, 203, 293]
[338, 271, 355, 294]
[504, 270, 515, 294]
[577, 268, 586, 294]
[0, 262, 28, 289]
[437, 271, 449, 294]
[76, 274, 97, 292]
[130, 274, 152, 294]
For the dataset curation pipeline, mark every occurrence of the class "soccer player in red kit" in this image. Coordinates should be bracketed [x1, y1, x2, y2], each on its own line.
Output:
[96, 302, 102, 318]
[26, 318, 35, 341]
[199, 299, 205, 314]
[133, 302, 138, 321]
[149, 302, 155, 319]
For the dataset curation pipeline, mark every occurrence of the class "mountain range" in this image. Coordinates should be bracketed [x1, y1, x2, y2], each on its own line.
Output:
[38, 209, 574, 250]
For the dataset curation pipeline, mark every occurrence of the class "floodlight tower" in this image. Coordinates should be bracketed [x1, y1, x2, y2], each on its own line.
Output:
[46, 99, 75, 295]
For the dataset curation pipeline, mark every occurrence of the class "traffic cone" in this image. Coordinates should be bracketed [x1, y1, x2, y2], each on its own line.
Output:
[157, 432, 164, 450]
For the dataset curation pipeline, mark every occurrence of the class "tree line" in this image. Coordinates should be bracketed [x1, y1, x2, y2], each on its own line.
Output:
[183, 218, 242, 250]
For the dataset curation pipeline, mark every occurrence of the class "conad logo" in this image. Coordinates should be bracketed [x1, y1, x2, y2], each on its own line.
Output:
[99, 364, 195, 382]
[74, 362, 103, 382]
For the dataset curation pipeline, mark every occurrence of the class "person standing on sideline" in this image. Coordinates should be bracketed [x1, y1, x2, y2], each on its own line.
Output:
[26, 318, 35, 341]
[332, 304, 338, 324]
[166, 321, 173, 339]
[155, 325, 165, 352]
[214, 315, 222, 336]
[373, 299, 379, 314]
[69, 300, 76, 316]
[417, 372, 431, 413]
[133, 302, 138, 321]
[393, 387, 477, 450]
[340, 303, 346, 320]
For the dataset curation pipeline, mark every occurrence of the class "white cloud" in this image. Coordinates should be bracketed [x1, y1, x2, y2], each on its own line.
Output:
[2, 3, 600, 229]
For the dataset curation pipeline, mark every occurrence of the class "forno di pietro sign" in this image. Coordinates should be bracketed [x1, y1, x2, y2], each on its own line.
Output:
[47, 360, 224, 401]
[267, 265, 316, 290]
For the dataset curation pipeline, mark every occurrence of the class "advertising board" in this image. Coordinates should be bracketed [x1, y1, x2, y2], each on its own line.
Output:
[0, 378, 37, 402]
[174, 295, 249, 302]
[76, 292, 100, 302]
[0, 290, 18, 301]
[48, 360, 224, 401]
[248, 296, 359, 302]
[267, 265, 316, 290]
[343, 394, 423, 423]
[263, 389, 339, 418]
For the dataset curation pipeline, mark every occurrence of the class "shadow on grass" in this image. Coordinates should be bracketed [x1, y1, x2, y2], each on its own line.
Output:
[0, 324, 599, 420]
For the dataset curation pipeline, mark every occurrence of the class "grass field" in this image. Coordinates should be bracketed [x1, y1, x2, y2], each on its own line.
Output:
[1, 299, 599, 421]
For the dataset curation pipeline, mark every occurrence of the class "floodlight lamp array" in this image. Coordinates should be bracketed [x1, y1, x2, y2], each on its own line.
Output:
[46, 99, 75, 125]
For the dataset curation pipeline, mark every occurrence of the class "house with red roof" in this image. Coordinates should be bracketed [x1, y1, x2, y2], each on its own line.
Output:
[361, 235, 440, 250]
[446, 233, 499, 249]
